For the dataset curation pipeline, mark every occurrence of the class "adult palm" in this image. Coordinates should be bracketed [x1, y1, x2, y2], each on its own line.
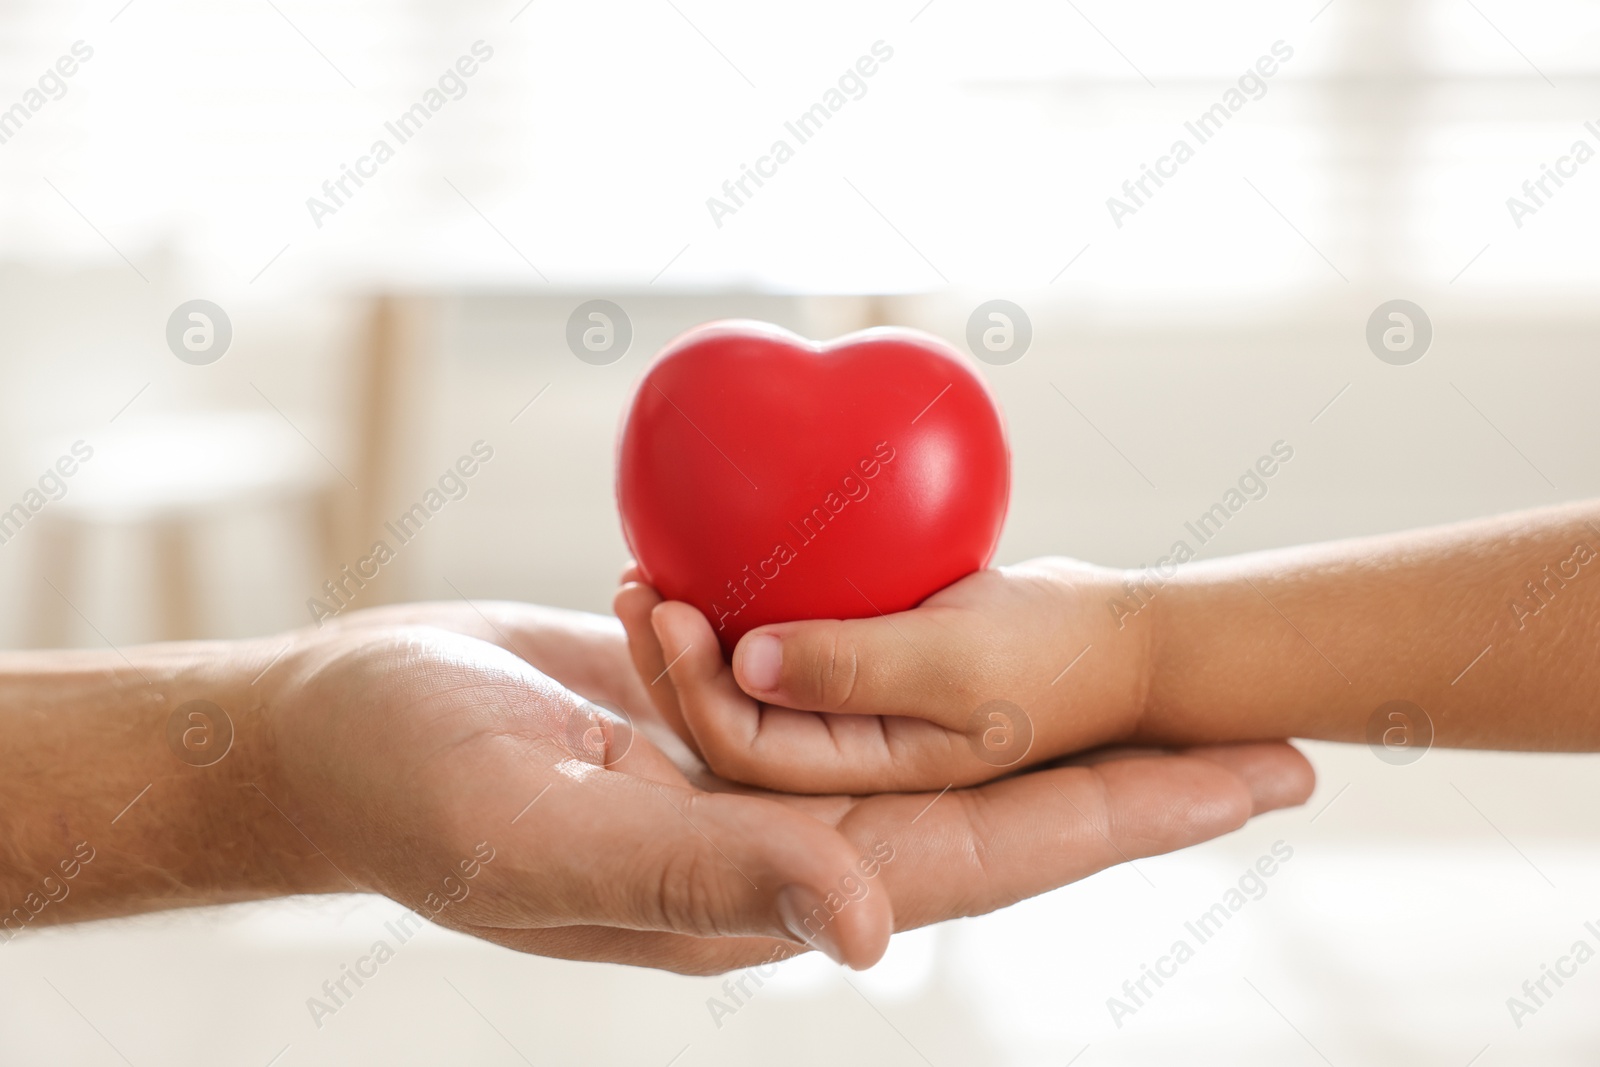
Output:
[263, 600, 1311, 975]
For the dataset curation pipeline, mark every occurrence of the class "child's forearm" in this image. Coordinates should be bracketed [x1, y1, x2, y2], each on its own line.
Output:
[1145, 501, 1600, 750]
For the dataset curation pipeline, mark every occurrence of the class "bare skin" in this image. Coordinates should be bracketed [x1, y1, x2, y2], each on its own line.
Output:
[0, 601, 1312, 974]
[619, 500, 1600, 795]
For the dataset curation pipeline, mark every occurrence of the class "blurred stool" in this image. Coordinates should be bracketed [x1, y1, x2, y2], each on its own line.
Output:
[27, 412, 342, 646]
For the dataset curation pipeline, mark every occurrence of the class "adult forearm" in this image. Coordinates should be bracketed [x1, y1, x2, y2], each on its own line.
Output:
[0, 640, 333, 941]
[1145, 500, 1600, 750]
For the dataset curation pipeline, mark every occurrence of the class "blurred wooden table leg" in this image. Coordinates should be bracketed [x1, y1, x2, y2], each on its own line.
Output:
[27, 514, 81, 648]
[151, 515, 201, 641]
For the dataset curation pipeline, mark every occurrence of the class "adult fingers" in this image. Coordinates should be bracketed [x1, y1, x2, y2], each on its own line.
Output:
[1179, 741, 1316, 814]
[463, 924, 798, 977]
[456, 745, 1312, 973]
[1061, 741, 1316, 815]
[326, 599, 655, 720]
[829, 742, 1310, 930]
[487, 767, 893, 968]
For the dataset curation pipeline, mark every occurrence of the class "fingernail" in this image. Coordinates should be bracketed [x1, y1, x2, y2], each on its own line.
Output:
[737, 633, 782, 692]
[776, 884, 844, 966]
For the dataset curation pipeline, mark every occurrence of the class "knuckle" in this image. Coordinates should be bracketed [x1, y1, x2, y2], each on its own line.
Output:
[649, 800, 745, 937]
[681, 700, 759, 783]
[697, 729, 755, 783]
[807, 625, 859, 711]
[652, 845, 726, 937]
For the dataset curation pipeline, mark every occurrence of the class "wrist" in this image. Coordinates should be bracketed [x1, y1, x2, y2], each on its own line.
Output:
[1022, 556, 1160, 748]
[1101, 561, 1166, 745]
[133, 633, 356, 902]
[1134, 563, 1177, 743]
[189, 634, 351, 898]
[1138, 561, 1256, 746]
[0, 636, 339, 937]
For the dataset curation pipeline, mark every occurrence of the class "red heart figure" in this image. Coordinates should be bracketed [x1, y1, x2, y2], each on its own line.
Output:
[617, 320, 1011, 656]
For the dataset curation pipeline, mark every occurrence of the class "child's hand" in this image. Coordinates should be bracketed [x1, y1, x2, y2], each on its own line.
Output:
[614, 558, 1157, 794]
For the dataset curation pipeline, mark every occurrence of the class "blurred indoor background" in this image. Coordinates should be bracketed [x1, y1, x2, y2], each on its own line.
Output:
[3, 0, 1600, 1062]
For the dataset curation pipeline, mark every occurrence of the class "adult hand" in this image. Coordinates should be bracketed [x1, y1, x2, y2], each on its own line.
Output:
[0, 600, 1311, 978]
[263, 607, 892, 972]
[276, 601, 1312, 971]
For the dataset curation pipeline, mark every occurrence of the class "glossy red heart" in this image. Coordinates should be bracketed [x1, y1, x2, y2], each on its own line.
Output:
[617, 320, 1010, 656]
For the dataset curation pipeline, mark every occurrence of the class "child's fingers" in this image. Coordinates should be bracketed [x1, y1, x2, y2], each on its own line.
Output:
[613, 581, 694, 749]
[730, 613, 983, 728]
[613, 582, 666, 689]
[654, 602, 985, 794]
[650, 601, 764, 761]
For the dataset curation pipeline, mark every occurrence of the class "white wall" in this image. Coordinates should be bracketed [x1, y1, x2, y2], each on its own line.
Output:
[4, 0, 1600, 1059]
[2, 283, 1598, 1064]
